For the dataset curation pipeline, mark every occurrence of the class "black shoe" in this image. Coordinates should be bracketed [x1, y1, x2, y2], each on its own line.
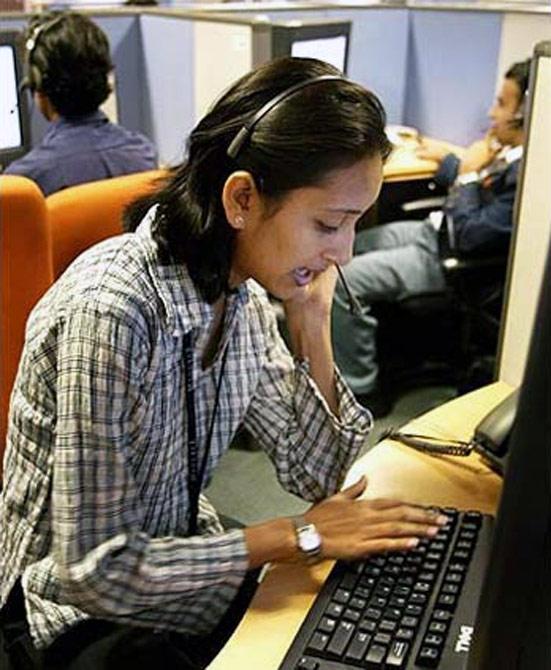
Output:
[355, 388, 394, 418]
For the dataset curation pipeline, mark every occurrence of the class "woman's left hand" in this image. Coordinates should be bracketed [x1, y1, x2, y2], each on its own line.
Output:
[282, 264, 338, 323]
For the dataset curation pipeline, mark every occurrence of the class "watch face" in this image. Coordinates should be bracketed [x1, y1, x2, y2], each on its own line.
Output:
[299, 525, 321, 553]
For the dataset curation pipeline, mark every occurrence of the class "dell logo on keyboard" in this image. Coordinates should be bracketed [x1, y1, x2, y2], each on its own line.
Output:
[454, 625, 474, 653]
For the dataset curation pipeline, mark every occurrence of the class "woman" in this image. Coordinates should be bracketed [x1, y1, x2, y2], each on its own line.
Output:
[0, 57, 447, 669]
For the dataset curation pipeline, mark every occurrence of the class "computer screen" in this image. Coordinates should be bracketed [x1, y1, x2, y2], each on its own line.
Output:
[271, 21, 351, 74]
[0, 31, 30, 171]
[468, 42, 551, 669]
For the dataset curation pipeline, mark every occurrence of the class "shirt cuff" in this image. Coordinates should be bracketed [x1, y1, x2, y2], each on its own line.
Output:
[295, 360, 373, 436]
[455, 171, 479, 186]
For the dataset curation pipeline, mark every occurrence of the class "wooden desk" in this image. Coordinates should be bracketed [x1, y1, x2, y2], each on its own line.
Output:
[383, 134, 464, 182]
[209, 381, 513, 670]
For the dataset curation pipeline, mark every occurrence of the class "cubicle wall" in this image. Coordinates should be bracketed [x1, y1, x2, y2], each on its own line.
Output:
[498, 41, 551, 388]
[2, 4, 550, 165]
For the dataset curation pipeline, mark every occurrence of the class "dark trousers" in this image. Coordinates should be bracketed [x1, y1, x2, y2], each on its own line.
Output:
[0, 572, 259, 670]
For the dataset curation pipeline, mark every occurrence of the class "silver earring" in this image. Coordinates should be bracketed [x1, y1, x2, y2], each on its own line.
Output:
[235, 215, 244, 226]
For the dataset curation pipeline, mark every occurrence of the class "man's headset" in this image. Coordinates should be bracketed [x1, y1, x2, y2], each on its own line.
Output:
[19, 15, 65, 93]
[509, 90, 528, 129]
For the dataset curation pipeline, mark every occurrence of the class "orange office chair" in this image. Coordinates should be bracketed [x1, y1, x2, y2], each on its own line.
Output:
[1, 176, 54, 477]
[47, 169, 166, 279]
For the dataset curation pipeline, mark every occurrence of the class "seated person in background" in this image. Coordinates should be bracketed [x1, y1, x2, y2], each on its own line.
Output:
[0, 58, 443, 670]
[4, 11, 157, 196]
[331, 59, 530, 414]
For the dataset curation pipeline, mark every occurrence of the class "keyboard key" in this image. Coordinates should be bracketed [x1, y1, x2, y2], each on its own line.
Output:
[416, 646, 440, 668]
[395, 627, 415, 641]
[296, 657, 319, 670]
[442, 583, 460, 595]
[405, 604, 423, 616]
[306, 631, 329, 654]
[349, 596, 367, 610]
[359, 618, 377, 633]
[379, 619, 397, 633]
[344, 631, 372, 663]
[368, 596, 387, 609]
[437, 594, 457, 610]
[424, 633, 444, 647]
[365, 643, 387, 668]
[386, 640, 410, 668]
[342, 608, 361, 623]
[383, 608, 402, 621]
[355, 586, 372, 599]
[410, 592, 428, 605]
[394, 586, 411, 597]
[401, 616, 419, 628]
[317, 617, 337, 634]
[326, 620, 355, 657]
[374, 632, 392, 646]
[365, 607, 382, 621]
[389, 596, 407, 608]
[325, 602, 343, 618]
[432, 609, 452, 622]
[333, 588, 351, 604]
[428, 620, 448, 635]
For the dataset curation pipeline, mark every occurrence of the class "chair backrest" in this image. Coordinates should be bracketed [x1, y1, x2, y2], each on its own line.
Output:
[1, 176, 54, 475]
[47, 169, 166, 279]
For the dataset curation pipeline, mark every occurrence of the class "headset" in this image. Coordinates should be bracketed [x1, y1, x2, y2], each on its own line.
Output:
[509, 88, 528, 129]
[226, 74, 348, 160]
[21, 15, 65, 92]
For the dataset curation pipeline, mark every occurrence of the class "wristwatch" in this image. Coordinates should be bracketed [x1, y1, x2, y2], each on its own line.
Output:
[292, 515, 323, 564]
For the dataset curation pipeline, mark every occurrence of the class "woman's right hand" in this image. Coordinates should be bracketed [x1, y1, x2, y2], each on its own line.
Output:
[305, 476, 449, 560]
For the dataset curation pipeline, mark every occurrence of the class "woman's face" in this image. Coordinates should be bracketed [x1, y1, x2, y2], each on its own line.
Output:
[228, 155, 383, 301]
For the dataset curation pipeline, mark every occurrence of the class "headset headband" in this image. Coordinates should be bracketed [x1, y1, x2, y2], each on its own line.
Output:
[226, 74, 347, 160]
[25, 15, 65, 58]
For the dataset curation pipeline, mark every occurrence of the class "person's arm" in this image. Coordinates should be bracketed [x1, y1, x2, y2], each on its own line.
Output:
[445, 161, 519, 255]
[244, 477, 448, 568]
[283, 266, 339, 414]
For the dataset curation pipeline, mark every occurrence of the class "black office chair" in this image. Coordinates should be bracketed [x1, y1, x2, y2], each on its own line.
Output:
[374, 247, 508, 406]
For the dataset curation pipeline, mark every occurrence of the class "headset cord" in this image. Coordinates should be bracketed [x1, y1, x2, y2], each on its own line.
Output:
[380, 428, 474, 457]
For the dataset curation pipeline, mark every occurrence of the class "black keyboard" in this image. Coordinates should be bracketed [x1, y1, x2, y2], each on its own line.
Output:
[279, 509, 493, 670]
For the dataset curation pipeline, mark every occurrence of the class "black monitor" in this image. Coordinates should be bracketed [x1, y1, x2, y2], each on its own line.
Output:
[271, 21, 351, 75]
[467, 42, 551, 669]
[0, 30, 31, 171]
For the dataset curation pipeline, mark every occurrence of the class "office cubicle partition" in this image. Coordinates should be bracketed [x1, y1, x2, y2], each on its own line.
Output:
[498, 41, 551, 388]
[1, 2, 549, 165]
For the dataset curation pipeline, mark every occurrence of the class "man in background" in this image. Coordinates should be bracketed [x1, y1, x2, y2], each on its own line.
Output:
[5, 11, 157, 196]
[331, 59, 530, 415]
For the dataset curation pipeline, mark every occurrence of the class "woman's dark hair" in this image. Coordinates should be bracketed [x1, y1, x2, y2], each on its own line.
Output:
[125, 57, 393, 302]
[24, 11, 112, 117]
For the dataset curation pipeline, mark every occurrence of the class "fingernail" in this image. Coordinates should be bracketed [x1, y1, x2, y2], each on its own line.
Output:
[437, 515, 450, 525]
[407, 538, 420, 548]
[426, 526, 439, 536]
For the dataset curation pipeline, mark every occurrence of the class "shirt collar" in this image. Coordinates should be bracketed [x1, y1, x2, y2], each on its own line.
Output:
[497, 144, 524, 164]
[134, 206, 250, 338]
[49, 110, 109, 132]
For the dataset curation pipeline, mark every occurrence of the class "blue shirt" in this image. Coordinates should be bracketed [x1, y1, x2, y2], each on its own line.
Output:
[434, 146, 523, 257]
[5, 111, 157, 196]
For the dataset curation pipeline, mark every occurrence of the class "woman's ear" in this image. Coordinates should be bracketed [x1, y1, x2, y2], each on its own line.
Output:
[222, 171, 260, 231]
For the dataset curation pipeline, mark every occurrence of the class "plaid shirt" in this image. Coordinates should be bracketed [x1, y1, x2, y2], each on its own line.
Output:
[0, 209, 372, 649]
